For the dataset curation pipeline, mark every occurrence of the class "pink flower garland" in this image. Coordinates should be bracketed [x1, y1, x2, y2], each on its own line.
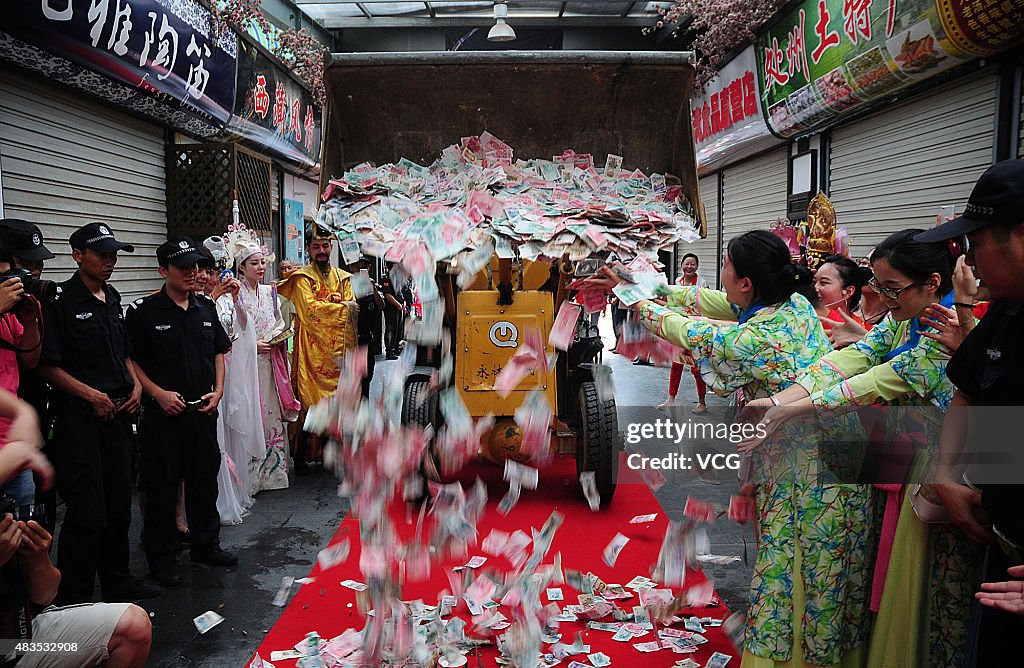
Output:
[209, 0, 328, 107]
[645, 0, 786, 91]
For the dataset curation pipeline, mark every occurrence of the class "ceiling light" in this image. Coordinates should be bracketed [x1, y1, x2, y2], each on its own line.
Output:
[488, 3, 516, 42]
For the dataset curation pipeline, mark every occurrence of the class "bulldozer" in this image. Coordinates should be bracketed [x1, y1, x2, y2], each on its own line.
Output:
[320, 51, 704, 505]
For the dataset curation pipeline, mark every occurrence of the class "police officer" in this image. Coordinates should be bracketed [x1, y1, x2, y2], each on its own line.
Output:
[0, 219, 58, 532]
[347, 256, 385, 397]
[380, 264, 405, 360]
[127, 236, 235, 586]
[36, 222, 159, 604]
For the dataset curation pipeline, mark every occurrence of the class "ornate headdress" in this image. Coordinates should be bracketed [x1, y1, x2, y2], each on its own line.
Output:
[306, 223, 334, 241]
[224, 222, 275, 265]
[202, 236, 230, 270]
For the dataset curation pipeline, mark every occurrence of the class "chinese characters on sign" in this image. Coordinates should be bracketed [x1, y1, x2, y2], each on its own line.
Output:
[755, 0, 1024, 138]
[692, 72, 758, 144]
[7, 0, 237, 125]
[226, 41, 322, 170]
[690, 46, 784, 173]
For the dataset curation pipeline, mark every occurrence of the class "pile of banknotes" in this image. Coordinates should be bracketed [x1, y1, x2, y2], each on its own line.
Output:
[315, 132, 700, 267]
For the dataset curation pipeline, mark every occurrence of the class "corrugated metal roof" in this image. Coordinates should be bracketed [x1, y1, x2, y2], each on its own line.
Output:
[296, 1, 667, 28]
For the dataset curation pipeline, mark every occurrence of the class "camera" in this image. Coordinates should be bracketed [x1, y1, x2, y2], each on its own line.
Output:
[0, 494, 44, 523]
[0, 267, 60, 305]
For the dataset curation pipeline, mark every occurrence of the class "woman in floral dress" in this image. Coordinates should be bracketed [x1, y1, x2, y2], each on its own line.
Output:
[587, 230, 874, 667]
[234, 242, 291, 493]
[744, 229, 982, 668]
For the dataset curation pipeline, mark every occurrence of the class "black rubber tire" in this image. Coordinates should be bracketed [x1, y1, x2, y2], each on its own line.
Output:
[402, 379, 437, 430]
[402, 379, 440, 484]
[576, 381, 618, 505]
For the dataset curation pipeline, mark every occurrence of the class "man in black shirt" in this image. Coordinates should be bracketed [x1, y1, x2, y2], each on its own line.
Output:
[36, 223, 158, 604]
[380, 265, 405, 360]
[347, 256, 385, 397]
[917, 158, 1024, 663]
[127, 237, 235, 587]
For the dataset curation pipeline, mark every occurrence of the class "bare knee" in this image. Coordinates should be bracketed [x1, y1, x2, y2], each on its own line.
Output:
[111, 604, 152, 653]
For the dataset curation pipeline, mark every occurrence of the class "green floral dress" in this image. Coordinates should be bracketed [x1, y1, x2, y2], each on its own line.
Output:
[793, 309, 982, 668]
[639, 287, 873, 666]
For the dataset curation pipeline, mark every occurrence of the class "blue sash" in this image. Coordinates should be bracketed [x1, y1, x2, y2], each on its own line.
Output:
[882, 292, 954, 362]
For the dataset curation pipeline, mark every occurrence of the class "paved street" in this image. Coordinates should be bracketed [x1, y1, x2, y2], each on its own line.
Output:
[101, 311, 754, 666]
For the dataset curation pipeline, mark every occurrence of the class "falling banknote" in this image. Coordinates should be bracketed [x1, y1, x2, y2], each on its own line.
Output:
[193, 610, 225, 634]
[602, 533, 630, 568]
[579, 471, 600, 511]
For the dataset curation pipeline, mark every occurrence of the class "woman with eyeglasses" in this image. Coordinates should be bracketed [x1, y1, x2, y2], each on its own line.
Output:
[827, 251, 891, 349]
[739, 228, 982, 668]
[583, 230, 874, 668]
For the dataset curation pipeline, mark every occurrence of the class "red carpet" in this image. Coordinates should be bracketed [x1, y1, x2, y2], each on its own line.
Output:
[253, 453, 738, 666]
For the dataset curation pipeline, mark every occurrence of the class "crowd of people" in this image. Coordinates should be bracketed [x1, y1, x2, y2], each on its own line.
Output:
[1, 154, 1021, 667]
[0, 215, 420, 666]
[586, 158, 1024, 667]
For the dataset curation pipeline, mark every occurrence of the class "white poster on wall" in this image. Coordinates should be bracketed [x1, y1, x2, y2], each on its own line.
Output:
[691, 46, 785, 174]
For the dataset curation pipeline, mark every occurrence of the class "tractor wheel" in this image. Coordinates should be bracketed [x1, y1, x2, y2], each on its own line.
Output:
[402, 380, 440, 481]
[576, 381, 618, 505]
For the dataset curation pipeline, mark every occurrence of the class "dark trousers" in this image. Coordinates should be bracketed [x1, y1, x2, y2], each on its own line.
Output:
[384, 309, 403, 355]
[360, 339, 376, 398]
[139, 405, 221, 572]
[970, 543, 1024, 666]
[49, 400, 133, 605]
[611, 302, 626, 346]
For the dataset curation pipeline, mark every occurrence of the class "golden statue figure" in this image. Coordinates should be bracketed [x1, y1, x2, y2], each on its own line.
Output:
[805, 191, 836, 270]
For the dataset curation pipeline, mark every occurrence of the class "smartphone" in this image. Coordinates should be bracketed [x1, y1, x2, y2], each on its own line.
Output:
[939, 205, 955, 222]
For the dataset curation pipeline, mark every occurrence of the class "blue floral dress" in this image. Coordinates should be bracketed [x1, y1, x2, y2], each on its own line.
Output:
[793, 301, 982, 668]
[639, 287, 873, 666]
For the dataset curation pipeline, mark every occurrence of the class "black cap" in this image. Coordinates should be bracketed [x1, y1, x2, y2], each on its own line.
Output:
[915, 159, 1024, 242]
[69, 222, 135, 253]
[157, 236, 205, 268]
[0, 219, 56, 261]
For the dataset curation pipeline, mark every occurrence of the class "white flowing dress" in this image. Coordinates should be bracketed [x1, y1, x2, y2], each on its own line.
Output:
[239, 282, 290, 493]
[214, 294, 262, 524]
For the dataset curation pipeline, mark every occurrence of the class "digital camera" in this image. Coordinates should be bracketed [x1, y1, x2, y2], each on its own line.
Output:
[0, 267, 60, 305]
[0, 494, 46, 523]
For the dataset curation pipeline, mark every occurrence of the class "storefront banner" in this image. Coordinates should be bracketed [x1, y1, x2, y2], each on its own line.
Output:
[223, 40, 322, 171]
[691, 46, 785, 173]
[4, 0, 237, 126]
[284, 198, 305, 264]
[755, 0, 1024, 137]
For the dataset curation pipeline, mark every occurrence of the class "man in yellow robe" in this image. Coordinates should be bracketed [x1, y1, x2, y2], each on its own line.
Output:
[276, 225, 357, 469]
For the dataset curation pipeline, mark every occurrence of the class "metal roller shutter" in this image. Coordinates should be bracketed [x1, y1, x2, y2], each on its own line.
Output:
[0, 68, 167, 301]
[721, 147, 789, 253]
[829, 73, 997, 261]
[677, 173, 721, 288]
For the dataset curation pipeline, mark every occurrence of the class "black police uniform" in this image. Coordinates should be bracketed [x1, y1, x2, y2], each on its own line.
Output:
[355, 287, 379, 398]
[127, 287, 231, 573]
[41, 271, 137, 605]
[946, 300, 1024, 665]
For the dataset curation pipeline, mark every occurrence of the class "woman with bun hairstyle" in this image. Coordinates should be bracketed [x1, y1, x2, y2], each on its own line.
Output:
[584, 230, 873, 668]
[740, 228, 981, 668]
